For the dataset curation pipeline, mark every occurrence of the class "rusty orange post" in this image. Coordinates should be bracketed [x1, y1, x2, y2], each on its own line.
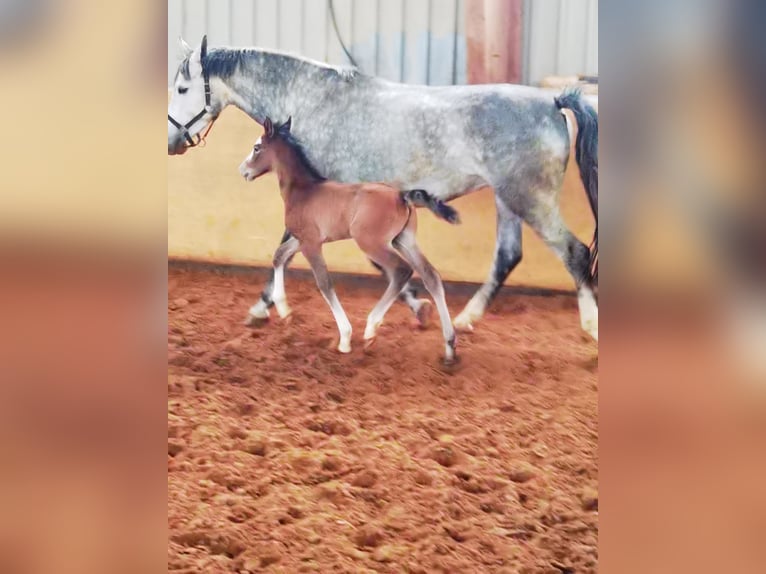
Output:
[465, 0, 523, 84]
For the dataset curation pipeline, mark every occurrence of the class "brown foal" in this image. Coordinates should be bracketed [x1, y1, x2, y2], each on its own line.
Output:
[239, 117, 460, 363]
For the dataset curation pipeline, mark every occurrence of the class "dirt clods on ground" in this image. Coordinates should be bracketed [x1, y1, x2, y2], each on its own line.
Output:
[168, 267, 598, 573]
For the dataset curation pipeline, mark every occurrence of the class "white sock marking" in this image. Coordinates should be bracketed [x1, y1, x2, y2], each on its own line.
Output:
[578, 286, 599, 341]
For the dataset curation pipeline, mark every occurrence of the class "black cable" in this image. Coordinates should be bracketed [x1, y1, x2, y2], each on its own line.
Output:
[328, 0, 358, 68]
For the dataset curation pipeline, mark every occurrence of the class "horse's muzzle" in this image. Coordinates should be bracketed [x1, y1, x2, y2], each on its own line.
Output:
[168, 142, 189, 156]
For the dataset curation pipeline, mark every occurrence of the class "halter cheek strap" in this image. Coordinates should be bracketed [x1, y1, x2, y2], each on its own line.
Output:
[168, 63, 216, 148]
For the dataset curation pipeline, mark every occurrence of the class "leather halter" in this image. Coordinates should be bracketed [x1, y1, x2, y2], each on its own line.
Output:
[168, 61, 216, 148]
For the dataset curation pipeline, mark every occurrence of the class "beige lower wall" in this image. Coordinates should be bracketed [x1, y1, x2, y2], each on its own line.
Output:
[168, 104, 596, 291]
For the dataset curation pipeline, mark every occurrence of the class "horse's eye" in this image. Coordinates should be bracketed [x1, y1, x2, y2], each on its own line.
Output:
[253, 144, 261, 153]
[177, 86, 188, 94]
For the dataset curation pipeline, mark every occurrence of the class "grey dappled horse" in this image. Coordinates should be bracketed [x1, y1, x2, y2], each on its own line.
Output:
[168, 36, 599, 340]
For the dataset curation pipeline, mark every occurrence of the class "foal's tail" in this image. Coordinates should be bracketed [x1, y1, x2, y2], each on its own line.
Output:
[555, 88, 598, 284]
[402, 189, 461, 224]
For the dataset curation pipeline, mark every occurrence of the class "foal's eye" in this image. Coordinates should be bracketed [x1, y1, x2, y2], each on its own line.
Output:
[177, 86, 188, 94]
[253, 144, 261, 153]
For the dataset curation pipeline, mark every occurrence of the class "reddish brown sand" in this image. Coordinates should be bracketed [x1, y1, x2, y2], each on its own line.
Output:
[168, 267, 598, 573]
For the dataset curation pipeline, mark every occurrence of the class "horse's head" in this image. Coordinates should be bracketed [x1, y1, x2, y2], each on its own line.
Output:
[239, 116, 292, 181]
[167, 36, 219, 155]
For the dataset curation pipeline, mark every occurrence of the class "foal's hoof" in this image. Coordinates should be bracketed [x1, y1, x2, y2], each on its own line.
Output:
[453, 315, 475, 333]
[415, 300, 433, 329]
[441, 354, 461, 370]
[274, 301, 292, 320]
[244, 313, 269, 328]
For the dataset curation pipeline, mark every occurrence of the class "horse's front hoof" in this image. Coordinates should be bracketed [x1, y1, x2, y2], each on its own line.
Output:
[441, 354, 461, 369]
[415, 299, 433, 329]
[338, 342, 352, 354]
[244, 313, 269, 328]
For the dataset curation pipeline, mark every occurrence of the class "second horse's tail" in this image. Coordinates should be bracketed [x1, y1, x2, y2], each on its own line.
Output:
[402, 189, 461, 224]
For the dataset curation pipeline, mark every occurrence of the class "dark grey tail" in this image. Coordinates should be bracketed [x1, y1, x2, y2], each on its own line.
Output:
[555, 88, 598, 284]
[402, 189, 461, 224]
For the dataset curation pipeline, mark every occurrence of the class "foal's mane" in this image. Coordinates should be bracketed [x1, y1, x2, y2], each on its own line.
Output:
[275, 125, 328, 182]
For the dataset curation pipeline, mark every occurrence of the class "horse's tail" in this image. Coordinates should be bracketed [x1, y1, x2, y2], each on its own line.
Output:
[555, 88, 598, 284]
[402, 189, 461, 224]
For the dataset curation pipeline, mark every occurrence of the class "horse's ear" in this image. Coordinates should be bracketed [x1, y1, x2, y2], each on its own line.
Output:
[283, 116, 292, 133]
[178, 36, 193, 60]
[263, 117, 274, 138]
[191, 35, 207, 66]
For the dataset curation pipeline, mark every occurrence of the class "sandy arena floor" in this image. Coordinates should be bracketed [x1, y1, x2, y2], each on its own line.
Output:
[168, 266, 598, 573]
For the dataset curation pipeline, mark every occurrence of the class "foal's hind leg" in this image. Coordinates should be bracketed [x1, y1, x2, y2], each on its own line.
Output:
[302, 244, 353, 353]
[393, 230, 457, 364]
[369, 260, 432, 327]
[454, 199, 523, 331]
[361, 248, 414, 345]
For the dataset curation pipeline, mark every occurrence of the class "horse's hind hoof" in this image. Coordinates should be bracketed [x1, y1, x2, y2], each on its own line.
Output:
[415, 299, 433, 329]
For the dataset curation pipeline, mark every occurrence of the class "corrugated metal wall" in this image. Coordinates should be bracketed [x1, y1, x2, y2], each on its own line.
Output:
[523, 0, 598, 85]
[168, 0, 597, 86]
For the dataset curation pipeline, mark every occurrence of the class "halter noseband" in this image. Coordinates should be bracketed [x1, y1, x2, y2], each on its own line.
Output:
[168, 62, 216, 148]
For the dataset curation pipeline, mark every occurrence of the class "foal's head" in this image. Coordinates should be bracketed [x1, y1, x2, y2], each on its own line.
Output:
[238, 117, 293, 181]
[239, 117, 327, 183]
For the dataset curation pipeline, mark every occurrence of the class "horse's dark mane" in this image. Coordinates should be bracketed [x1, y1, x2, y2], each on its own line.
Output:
[191, 47, 359, 79]
[179, 49, 247, 81]
[202, 49, 247, 79]
[275, 126, 328, 182]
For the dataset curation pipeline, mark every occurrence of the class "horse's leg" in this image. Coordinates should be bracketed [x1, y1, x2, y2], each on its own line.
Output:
[361, 248, 414, 346]
[454, 199, 523, 331]
[506, 192, 598, 341]
[245, 230, 295, 325]
[302, 244, 353, 353]
[271, 235, 301, 319]
[369, 260, 432, 327]
[393, 229, 457, 364]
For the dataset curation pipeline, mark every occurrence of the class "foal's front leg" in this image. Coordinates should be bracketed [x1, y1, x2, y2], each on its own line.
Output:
[302, 244, 353, 354]
[245, 230, 296, 325]
[270, 235, 301, 319]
